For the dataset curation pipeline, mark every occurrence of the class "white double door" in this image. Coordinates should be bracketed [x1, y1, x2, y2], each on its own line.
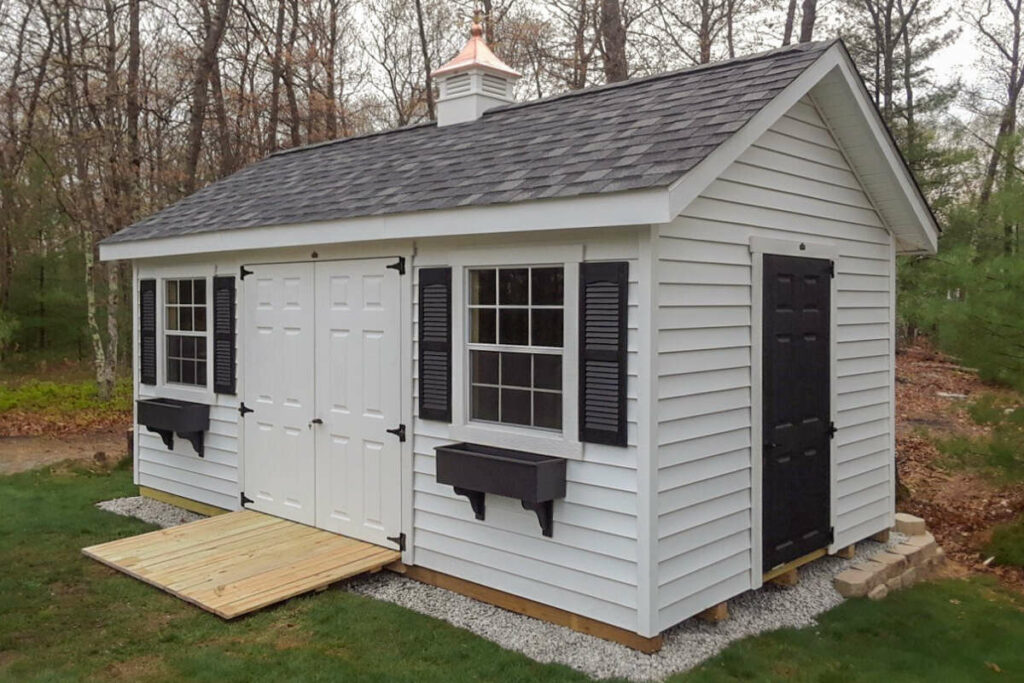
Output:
[242, 258, 401, 546]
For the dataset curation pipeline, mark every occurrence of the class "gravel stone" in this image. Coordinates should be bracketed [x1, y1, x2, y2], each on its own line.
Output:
[99, 495, 905, 681]
[96, 496, 204, 528]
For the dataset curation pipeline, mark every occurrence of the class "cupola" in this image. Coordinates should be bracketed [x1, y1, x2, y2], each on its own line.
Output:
[431, 19, 520, 127]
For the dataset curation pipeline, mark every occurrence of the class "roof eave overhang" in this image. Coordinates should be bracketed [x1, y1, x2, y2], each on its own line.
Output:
[665, 43, 939, 255]
[98, 187, 671, 261]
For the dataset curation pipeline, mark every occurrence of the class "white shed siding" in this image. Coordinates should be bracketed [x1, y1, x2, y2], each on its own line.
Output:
[134, 262, 241, 512]
[655, 97, 894, 630]
[410, 233, 644, 632]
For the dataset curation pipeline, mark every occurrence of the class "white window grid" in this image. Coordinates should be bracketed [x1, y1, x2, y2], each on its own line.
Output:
[466, 266, 565, 430]
[164, 278, 208, 387]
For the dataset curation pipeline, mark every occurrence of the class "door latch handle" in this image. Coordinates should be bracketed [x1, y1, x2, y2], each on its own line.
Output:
[309, 418, 323, 429]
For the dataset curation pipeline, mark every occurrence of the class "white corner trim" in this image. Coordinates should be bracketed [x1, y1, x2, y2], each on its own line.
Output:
[99, 189, 672, 262]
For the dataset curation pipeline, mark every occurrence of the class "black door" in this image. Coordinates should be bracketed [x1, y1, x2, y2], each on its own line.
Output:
[762, 254, 833, 572]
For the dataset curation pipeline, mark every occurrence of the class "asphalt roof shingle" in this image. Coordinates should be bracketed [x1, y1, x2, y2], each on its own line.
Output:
[105, 41, 831, 244]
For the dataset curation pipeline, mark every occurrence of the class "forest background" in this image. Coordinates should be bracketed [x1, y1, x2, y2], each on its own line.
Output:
[1, 0, 1021, 398]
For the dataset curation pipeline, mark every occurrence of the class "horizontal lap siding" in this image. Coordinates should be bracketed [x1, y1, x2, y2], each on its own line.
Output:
[655, 98, 894, 630]
[136, 389, 240, 510]
[135, 262, 241, 512]
[411, 253, 642, 633]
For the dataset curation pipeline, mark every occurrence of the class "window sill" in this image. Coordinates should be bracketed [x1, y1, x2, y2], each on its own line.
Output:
[448, 422, 582, 460]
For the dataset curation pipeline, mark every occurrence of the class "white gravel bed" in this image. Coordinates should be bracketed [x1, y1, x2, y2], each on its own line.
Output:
[342, 535, 903, 681]
[96, 495, 204, 528]
[98, 495, 902, 680]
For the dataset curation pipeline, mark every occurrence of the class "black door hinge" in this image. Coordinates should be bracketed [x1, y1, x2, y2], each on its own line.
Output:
[386, 532, 406, 551]
[827, 262, 835, 279]
[239, 402, 254, 417]
[386, 424, 406, 442]
[386, 257, 406, 275]
[827, 421, 837, 439]
[240, 265, 253, 280]
[828, 526, 835, 544]
[241, 491, 253, 507]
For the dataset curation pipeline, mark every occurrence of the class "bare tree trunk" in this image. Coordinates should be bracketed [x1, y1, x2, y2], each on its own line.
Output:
[283, 0, 301, 146]
[210, 58, 233, 174]
[325, 0, 339, 138]
[184, 0, 233, 193]
[268, 0, 286, 151]
[782, 0, 798, 44]
[413, 0, 435, 119]
[799, 0, 817, 42]
[127, 0, 141, 214]
[600, 0, 628, 82]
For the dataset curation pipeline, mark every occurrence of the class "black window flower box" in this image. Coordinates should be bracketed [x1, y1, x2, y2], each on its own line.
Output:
[434, 442, 567, 537]
[137, 398, 210, 457]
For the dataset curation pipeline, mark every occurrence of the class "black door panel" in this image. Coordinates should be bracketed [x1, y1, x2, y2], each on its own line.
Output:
[762, 254, 833, 572]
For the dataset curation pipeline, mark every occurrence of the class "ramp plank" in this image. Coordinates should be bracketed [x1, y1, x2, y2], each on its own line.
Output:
[83, 510, 400, 619]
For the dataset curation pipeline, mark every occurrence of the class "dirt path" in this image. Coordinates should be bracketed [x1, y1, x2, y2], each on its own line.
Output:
[0, 429, 130, 475]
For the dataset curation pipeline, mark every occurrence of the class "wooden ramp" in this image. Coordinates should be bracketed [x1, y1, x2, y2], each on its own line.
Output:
[82, 510, 400, 618]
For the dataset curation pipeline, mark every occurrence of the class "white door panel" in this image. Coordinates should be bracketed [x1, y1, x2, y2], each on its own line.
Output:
[314, 259, 402, 545]
[242, 263, 316, 525]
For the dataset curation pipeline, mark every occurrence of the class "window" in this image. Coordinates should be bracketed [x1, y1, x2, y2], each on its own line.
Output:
[165, 278, 207, 386]
[467, 266, 564, 431]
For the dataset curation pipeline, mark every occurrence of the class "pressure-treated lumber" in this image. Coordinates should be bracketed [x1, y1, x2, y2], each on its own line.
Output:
[698, 602, 729, 623]
[139, 486, 229, 518]
[836, 544, 856, 559]
[82, 510, 398, 619]
[399, 564, 663, 653]
[763, 547, 827, 584]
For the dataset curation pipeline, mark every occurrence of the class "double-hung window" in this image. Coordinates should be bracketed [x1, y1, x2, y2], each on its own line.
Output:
[164, 278, 208, 386]
[467, 266, 564, 431]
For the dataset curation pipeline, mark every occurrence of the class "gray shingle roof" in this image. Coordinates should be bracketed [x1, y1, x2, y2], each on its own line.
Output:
[105, 41, 832, 244]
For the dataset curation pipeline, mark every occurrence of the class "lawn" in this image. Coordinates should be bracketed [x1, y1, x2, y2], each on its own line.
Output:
[2, 464, 1024, 682]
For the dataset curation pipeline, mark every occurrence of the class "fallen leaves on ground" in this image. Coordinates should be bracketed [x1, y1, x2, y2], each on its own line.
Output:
[896, 339, 1024, 591]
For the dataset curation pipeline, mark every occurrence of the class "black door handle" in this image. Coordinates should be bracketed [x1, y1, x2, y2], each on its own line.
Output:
[310, 418, 323, 425]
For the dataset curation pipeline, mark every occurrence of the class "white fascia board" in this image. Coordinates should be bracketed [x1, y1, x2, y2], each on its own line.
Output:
[99, 187, 671, 261]
[665, 43, 940, 255]
[827, 53, 939, 254]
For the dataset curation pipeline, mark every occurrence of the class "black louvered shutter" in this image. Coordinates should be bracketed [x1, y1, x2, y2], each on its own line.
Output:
[579, 262, 628, 447]
[139, 278, 157, 385]
[418, 267, 452, 421]
[212, 276, 236, 394]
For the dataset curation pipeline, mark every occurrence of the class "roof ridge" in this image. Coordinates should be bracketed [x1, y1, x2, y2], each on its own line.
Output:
[269, 39, 835, 160]
[484, 39, 836, 117]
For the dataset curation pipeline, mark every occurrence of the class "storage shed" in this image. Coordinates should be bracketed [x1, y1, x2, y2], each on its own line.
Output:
[99, 33, 938, 650]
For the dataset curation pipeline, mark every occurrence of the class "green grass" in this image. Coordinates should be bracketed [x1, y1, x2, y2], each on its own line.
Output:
[936, 394, 1024, 484]
[0, 378, 132, 433]
[986, 515, 1024, 568]
[3, 464, 1024, 681]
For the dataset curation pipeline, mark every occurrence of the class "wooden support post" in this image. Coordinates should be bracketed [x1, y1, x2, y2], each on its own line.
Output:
[698, 602, 729, 623]
[836, 544, 856, 559]
[871, 529, 891, 543]
[770, 568, 799, 587]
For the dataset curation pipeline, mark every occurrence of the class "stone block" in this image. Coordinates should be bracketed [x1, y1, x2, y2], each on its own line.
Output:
[871, 529, 892, 543]
[886, 575, 903, 591]
[893, 543, 926, 567]
[872, 551, 909, 579]
[851, 559, 887, 577]
[901, 566, 918, 588]
[894, 512, 927, 536]
[836, 545, 856, 559]
[834, 569, 873, 598]
[868, 584, 889, 600]
[905, 533, 938, 559]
